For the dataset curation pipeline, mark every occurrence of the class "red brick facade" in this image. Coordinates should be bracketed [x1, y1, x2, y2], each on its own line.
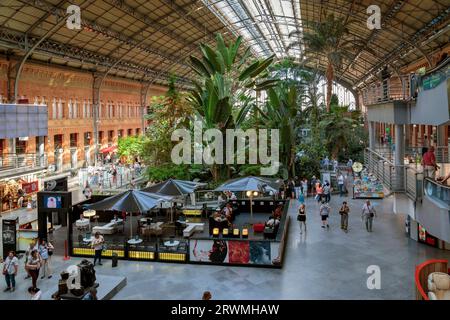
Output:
[0, 59, 166, 170]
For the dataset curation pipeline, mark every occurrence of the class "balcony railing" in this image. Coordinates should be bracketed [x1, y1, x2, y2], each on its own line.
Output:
[0, 153, 48, 173]
[362, 76, 411, 106]
[364, 148, 422, 200]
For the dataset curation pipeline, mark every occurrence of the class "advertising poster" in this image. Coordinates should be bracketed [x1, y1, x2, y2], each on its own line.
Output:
[418, 224, 438, 248]
[44, 195, 63, 208]
[228, 241, 250, 264]
[249, 241, 271, 265]
[190, 239, 228, 263]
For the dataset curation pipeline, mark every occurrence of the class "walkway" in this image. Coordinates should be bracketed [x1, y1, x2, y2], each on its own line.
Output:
[1, 193, 450, 300]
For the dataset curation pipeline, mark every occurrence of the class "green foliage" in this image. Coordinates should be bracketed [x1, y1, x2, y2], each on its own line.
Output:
[117, 136, 144, 162]
[186, 33, 278, 181]
[146, 163, 210, 182]
[300, 13, 365, 111]
[142, 76, 193, 166]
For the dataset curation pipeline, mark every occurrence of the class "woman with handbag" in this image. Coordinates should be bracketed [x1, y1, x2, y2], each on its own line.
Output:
[339, 201, 350, 232]
[38, 240, 53, 279]
[26, 250, 42, 290]
[3, 251, 19, 292]
[297, 204, 307, 234]
[361, 200, 376, 232]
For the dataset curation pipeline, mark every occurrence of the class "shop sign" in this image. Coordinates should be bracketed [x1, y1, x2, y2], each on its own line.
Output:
[22, 180, 39, 194]
[19, 136, 29, 141]
[418, 224, 438, 248]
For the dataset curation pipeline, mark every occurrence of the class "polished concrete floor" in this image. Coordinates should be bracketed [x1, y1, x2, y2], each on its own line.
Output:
[2, 193, 450, 300]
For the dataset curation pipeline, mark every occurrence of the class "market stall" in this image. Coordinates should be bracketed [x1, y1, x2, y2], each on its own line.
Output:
[353, 171, 385, 199]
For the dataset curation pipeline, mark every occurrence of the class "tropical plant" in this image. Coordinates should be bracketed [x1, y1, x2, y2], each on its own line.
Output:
[117, 136, 144, 163]
[257, 84, 298, 177]
[290, 13, 364, 112]
[143, 76, 193, 166]
[186, 33, 278, 181]
[319, 105, 357, 158]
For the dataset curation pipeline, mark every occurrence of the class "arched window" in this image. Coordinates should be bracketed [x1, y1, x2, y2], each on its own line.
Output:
[58, 98, 63, 119]
[73, 99, 78, 118]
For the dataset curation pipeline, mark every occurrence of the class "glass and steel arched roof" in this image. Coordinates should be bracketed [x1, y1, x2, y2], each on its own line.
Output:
[0, 0, 448, 89]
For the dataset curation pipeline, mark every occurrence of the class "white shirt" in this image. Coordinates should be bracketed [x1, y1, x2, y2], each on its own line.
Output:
[92, 236, 104, 251]
[338, 175, 344, 185]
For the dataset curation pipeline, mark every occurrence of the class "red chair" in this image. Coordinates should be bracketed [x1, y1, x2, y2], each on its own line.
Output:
[253, 223, 265, 233]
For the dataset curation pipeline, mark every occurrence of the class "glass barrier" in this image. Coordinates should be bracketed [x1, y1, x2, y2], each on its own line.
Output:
[424, 178, 450, 206]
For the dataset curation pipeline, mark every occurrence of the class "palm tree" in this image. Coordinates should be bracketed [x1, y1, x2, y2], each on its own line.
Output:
[289, 13, 363, 112]
[187, 33, 278, 181]
[319, 105, 357, 158]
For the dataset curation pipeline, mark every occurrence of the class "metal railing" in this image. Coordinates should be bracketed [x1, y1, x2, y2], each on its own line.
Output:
[364, 148, 422, 201]
[372, 145, 450, 164]
[362, 76, 410, 105]
[78, 166, 142, 189]
[0, 153, 48, 172]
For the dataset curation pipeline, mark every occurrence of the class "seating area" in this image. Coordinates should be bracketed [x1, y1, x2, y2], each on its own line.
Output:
[428, 272, 450, 300]
[92, 218, 123, 235]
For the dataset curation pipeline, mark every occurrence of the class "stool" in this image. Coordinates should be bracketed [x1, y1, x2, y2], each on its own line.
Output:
[233, 228, 240, 238]
[222, 228, 229, 237]
[213, 228, 219, 237]
[242, 228, 248, 238]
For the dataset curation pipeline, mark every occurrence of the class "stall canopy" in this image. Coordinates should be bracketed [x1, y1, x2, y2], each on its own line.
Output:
[142, 179, 207, 196]
[100, 145, 117, 154]
[83, 190, 173, 213]
[214, 176, 280, 193]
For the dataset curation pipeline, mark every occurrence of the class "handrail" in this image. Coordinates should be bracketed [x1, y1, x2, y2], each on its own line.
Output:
[364, 148, 422, 200]
[362, 75, 411, 105]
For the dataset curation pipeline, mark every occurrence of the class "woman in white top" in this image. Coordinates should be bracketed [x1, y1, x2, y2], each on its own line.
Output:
[91, 232, 104, 266]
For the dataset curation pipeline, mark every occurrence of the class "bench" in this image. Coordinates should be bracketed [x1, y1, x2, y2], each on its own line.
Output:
[183, 223, 205, 237]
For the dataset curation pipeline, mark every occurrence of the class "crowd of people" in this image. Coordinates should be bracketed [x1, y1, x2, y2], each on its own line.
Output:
[1, 238, 54, 298]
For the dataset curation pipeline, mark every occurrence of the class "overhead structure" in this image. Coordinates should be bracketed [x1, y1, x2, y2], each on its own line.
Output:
[142, 179, 207, 197]
[0, 0, 449, 92]
[203, 0, 450, 89]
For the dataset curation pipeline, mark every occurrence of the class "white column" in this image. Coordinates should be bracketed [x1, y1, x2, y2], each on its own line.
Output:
[368, 121, 376, 149]
[395, 124, 405, 190]
[38, 136, 45, 166]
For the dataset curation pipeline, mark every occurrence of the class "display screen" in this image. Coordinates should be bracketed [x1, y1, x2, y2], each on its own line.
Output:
[43, 195, 63, 208]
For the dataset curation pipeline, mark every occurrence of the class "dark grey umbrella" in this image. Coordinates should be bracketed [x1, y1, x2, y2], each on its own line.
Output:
[83, 190, 173, 239]
[214, 176, 279, 193]
[83, 189, 173, 213]
[142, 179, 206, 196]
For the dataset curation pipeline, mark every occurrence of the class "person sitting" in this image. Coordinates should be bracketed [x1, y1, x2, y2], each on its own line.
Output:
[222, 202, 233, 222]
[266, 216, 280, 228]
[230, 192, 237, 200]
[273, 205, 283, 219]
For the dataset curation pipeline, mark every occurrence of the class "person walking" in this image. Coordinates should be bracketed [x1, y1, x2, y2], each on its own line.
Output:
[26, 250, 41, 290]
[38, 240, 53, 279]
[316, 183, 324, 203]
[202, 291, 212, 300]
[3, 251, 19, 292]
[337, 173, 345, 197]
[422, 146, 438, 179]
[24, 241, 35, 280]
[323, 182, 331, 203]
[339, 201, 350, 232]
[91, 232, 104, 266]
[28, 287, 42, 300]
[83, 183, 93, 200]
[310, 176, 317, 196]
[297, 204, 307, 234]
[294, 176, 301, 199]
[319, 200, 331, 229]
[302, 178, 308, 197]
[361, 200, 377, 232]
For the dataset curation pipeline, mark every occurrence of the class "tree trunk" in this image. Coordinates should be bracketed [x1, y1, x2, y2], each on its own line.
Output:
[326, 62, 334, 112]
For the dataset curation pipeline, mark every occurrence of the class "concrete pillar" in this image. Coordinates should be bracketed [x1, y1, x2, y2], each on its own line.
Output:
[395, 124, 405, 190]
[368, 121, 376, 149]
